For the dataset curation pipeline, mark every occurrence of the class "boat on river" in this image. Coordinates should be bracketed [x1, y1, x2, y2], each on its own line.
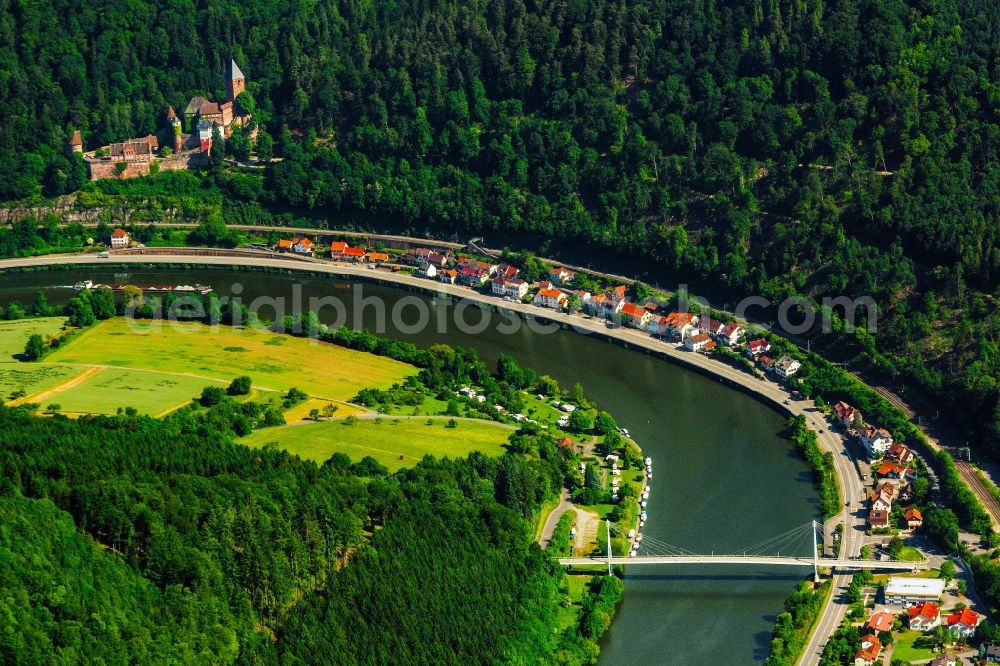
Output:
[72, 281, 213, 295]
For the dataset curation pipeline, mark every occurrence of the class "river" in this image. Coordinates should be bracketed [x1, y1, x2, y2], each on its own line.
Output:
[0, 266, 819, 664]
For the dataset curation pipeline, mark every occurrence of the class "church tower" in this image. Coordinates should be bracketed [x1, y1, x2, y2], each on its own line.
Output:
[227, 59, 246, 102]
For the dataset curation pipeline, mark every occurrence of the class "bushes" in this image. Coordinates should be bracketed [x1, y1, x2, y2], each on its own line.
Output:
[786, 415, 840, 519]
[765, 579, 831, 666]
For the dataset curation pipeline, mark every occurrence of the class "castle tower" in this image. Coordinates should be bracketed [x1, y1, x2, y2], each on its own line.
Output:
[166, 106, 183, 153]
[69, 129, 82, 153]
[227, 59, 246, 102]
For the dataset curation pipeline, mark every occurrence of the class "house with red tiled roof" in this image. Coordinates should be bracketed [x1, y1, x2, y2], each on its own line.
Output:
[833, 401, 862, 429]
[534, 288, 567, 310]
[438, 268, 458, 284]
[854, 635, 881, 665]
[746, 338, 770, 358]
[867, 611, 894, 633]
[276, 238, 293, 252]
[905, 507, 923, 529]
[330, 241, 349, 256]
[368, 252, 390, 263]
[548, 267, 575, 286]
[719, 322, 744, 345]
[291, 237, 314, 255]
[698, 317, 726, 337]
[557, 437, 573, 449]
[868, 508, 890, 529]
[110, 228, 130, 249]
[69, 129, 83, 153]
[652, 311, 699, 339]
[759, 355, 775, 370]
[876, 460, 910, 480]
[945, 608, 982, 638]
[620, 303, 653, 329]
[908, 601, 940, 631]
[886, 443, 914, 465]
[344, 246, 366, 261]
[685, 332, 713, 352]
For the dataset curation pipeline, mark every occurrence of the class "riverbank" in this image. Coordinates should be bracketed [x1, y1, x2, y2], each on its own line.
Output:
[0, 249, 950, 663]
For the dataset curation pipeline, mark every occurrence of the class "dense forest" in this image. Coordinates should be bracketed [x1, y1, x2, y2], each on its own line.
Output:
[0, 385, 614, 663]
[2, 0, 1000, 456]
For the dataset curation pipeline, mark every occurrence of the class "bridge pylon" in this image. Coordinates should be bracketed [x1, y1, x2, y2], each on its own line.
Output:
[606, 519, 612, 576]
[812, 519, 820, 583]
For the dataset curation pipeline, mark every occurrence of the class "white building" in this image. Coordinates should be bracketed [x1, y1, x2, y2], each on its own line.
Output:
[774, 355, 801, 378]
[110, 228, 130, 249]
[883, 577, 945, 606]
[534, 288, 567, 309]
[860, 426, 894, 459]
[421, 263, 438, 279]
[685, 332, 713, 352]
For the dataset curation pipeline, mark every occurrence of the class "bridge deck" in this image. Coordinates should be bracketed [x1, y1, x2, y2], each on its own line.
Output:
[557, 555, 919, 570]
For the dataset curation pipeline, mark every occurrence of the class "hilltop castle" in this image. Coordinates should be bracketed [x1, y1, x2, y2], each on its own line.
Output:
[76, 59, 252, 180]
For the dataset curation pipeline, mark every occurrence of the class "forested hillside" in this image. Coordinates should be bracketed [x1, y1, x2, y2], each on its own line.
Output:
[0, 398, 607, 663]
[3, 0, 1000, 450]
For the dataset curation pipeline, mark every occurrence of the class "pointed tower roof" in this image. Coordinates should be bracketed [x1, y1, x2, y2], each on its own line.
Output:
[69, 130, 82, 146]
[166, 105, 176, 120]
[230, 59, 245, 81]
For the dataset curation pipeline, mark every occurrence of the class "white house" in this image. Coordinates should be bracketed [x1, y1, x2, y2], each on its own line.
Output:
[110, 228, 130, 249]
[421, 263, 438, 278]
[945, 609, 982, 638]
[907, 601, 940, 631]
[746, 338, 770, 357]
[652, 311, 699, 339]
[685, 332, 713, 352]
[534, 288, 567, 310]
[720, 322, 744, 345]
[620, 303, 653, 329]
[438, 268, 458, 284]
[860, 426, 894, 459]
[774, 355, 801, 378]
[884, 577, 944, 606]
[493, 277, 528, 299]
[292, 237, 314, 255]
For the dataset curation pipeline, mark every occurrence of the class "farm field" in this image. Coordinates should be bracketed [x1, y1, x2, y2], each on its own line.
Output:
[45, 319, 416, 400]
[0, 363, 83, 401]
[47, 367, 226, 416]
[0, 317, 67, 360]
[241, 417, 513, 471]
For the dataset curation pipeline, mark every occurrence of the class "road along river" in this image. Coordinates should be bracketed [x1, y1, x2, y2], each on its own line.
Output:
[0, 260, 833, 664]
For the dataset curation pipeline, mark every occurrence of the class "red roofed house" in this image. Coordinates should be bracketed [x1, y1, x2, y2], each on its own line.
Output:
[276, 239, 293, 252]
[344, 246, 366, 262]
[534, 288, 568, 310]
[868, 508, 890, 529]
[620, 303, 654, 329]
[833, 401, 862, 429]
[905, 507, 923, 529]
[876, 461, 909, 480]
[548, 267, 575, 285]
[438, 268, 458, 284]
[759, 355, 775, 370]
[908, 602, 940, 631]
[946, 608, 982, 638]
[685, 332, 713, 352]
[110, 228, 130, 249]
[330, 241, 349, 256]
[854, 635, 881, 666]
[557, 437, 573, 449]
[867, 611, 894, 633]
[886, 443, 915, 465]
[719, 322, 744, 345]
[653, 311, 699, 339]
[291, 237, 314, 255]
[368, 252, 390, 263]
[746, 338, 770, 358]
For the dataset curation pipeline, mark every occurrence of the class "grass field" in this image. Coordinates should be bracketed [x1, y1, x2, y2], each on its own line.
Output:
[49, 367, 227, 416]
[45, 319, 415, 400]
[0, 363, 83, 401]
[891, 630, 938, 662]
[241, 417, 512, 470]
[282, 398, 366, 423]
[0, 318, 67, 360]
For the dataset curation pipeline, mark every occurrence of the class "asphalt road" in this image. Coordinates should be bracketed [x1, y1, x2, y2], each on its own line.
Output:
[0, 249, 869, 662]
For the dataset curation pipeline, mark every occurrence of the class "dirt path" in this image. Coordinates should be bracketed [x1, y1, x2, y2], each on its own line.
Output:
[574, 507, 600, 555]
[12, 365, 103, 406]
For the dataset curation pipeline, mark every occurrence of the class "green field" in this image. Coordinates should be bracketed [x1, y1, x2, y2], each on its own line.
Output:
[45, 319, 416, 400]
[891, 630, 938, 662]
[241, 417, 512, 470]
[0, 317, 67, 360]
[0, 363, 82, 401]
[50, 367, 227, 416]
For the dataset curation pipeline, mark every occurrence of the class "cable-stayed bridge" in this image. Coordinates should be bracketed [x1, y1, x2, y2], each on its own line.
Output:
[558, 521, 920, 578]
